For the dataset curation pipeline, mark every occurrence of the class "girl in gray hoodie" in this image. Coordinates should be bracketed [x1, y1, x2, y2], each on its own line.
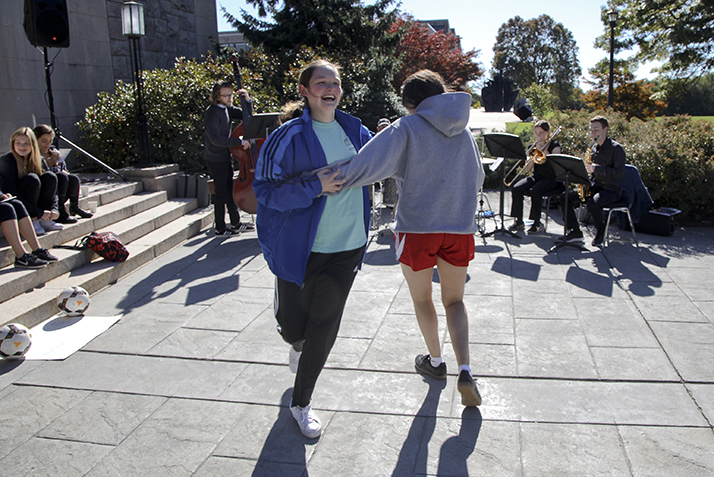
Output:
[333, 70, 484, 407]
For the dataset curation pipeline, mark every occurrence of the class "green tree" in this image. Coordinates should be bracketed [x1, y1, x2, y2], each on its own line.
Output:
[523, 84, 556, 118]
[223, 0, 400, 58]
[492, 15, 582, 110]
[596, 0, 714, 77]
[221, 0, 404, 130]
[661, 73, 714, 116]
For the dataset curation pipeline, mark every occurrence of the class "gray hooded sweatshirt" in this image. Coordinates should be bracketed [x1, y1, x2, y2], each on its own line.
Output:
[336, 91, 484, 234]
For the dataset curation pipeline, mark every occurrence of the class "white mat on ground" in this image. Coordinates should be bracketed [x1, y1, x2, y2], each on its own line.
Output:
[24, 314, 122, 360]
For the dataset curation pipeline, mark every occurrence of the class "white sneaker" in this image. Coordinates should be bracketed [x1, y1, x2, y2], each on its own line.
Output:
[289, 345, 301, 373]
[38, 219, 63, 231]
[33, 220, 46, 236]
[290, 399, 321, 438]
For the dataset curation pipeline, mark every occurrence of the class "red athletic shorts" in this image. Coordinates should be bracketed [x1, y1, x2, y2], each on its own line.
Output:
[395, 232, 475, 271]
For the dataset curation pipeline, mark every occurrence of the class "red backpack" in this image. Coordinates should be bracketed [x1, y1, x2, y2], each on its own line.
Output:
[57, 231, 129, 262]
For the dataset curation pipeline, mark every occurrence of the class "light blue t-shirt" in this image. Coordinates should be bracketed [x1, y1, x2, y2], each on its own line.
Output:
[311, 120, 366, 253]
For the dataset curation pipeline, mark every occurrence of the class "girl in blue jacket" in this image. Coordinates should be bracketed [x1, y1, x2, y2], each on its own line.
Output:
[253, 60, 372, 439]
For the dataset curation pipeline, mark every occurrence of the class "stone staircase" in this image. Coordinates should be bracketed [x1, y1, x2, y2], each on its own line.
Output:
[0, 165, 215, 329]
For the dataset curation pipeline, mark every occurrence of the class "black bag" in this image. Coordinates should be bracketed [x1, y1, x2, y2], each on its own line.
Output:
[56, 231, 129, 262]
[634, 208, 680, 236]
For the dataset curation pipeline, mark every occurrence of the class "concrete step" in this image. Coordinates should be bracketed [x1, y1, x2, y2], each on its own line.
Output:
[0, 197, 194, 304]
[0, 180, 144, 268]
[0, 205, 214, 328]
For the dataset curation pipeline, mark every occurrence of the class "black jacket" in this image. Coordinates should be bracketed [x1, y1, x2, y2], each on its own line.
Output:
[203, 103, 252, 163]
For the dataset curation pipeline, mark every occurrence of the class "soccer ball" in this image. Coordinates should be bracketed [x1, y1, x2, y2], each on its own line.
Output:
[0, 323, 32, 358]
[57, 286, 90, 316]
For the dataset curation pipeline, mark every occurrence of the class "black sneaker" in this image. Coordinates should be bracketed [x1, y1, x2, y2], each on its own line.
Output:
[592, 229, 605, 247]
[215, 227, 240, 236]
[32, 248, 58, 262]
[557, 229, 584, 243]
[527, 222, 543, 234]
[457, 370, 482, 407]
[232, 222, 255, 232]
[508, 220, 524, 232]
[15, 253, 48, 269]
[414, 354, 447, 380]
[57, 210, 78, 224]
[70, 204, 93, 219]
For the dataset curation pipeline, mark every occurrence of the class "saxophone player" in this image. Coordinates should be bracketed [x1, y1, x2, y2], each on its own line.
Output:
[558, 115, 626, 247]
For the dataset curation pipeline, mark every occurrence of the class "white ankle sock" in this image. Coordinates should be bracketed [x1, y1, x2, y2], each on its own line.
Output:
[430, 355, 443, 367]
[459, 364, 472, 375]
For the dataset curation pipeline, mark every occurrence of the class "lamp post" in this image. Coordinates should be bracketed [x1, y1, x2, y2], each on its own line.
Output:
[607, 9, 618, 108]
[122, 1, 152, 166]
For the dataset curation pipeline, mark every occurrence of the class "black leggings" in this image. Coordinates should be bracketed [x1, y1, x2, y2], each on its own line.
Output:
[510, 176, 563, 222]
[56, 171, 81, 209]
[17, 172, 58, 218]
[0, 199, 29, 223]
[275, 245, 365, 407]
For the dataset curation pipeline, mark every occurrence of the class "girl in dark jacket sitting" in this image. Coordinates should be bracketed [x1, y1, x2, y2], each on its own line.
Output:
[0, 127, 61, 235]
[33, 124, 93, 223]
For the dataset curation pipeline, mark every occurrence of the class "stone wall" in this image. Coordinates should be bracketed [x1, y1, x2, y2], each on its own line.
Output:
[0, 0, 217, 154]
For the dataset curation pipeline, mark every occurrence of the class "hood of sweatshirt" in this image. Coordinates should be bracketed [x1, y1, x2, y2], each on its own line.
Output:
[414, 91, 471, 138]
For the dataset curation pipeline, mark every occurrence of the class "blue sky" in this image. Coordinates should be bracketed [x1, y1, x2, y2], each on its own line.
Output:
[215, 0, 659, 90]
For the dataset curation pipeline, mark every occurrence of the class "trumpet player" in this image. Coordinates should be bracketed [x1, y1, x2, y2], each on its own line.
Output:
[508, 120, 562, 234]
[558, 115, 626, 247]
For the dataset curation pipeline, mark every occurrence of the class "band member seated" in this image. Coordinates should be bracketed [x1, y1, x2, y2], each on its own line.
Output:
[558, 115, 626, 246]
[204, 81, 255, 236]
[508, 120, 562, 234]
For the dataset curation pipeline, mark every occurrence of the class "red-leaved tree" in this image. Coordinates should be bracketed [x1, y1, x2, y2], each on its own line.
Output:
[391, 18, 484, 92]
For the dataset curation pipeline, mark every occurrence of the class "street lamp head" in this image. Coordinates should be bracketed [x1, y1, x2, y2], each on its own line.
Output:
[122, 1, 146, 38]
[608, 10, 618, 25]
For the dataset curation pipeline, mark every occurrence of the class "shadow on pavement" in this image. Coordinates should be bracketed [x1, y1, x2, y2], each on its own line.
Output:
[115, 233, 261, 313]
[437, 407, 483, 476]
[392, 377, 447, 476]
[252, 388, 310, 477]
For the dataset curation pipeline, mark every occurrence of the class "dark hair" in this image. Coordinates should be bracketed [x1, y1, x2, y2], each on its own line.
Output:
[210, 81, 233, 106]
[533, 119, 551, 132]
[590, 115, 609, 129]
[401, 70, 447, 109]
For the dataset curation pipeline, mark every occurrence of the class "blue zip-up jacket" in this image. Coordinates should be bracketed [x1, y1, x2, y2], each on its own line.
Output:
[253, 108, 372, 286]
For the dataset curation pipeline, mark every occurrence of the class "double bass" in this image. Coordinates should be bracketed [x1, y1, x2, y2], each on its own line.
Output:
[229, 55, 264, 214]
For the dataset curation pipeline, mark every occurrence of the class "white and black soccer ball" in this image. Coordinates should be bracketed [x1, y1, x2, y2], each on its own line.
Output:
[57, 286, 90, 317]
[0, 323, 32, 358]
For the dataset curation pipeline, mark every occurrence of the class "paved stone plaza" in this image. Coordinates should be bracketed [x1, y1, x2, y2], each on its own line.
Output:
[1, 199, 714, 475]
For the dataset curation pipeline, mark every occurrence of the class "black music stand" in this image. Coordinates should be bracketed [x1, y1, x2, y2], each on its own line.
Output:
[244, 113, 281, 140]
[546, 154, 590, 253]
[483, 133, 526, 238]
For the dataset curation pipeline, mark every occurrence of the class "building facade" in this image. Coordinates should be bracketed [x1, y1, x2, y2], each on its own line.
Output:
[0, 0, 217, 150]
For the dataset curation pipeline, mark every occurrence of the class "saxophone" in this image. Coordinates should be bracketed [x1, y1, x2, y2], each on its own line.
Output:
[577, 147, 592, 202]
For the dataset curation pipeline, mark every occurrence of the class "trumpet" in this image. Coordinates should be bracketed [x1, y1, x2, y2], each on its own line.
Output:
[504, 126, 562, 187]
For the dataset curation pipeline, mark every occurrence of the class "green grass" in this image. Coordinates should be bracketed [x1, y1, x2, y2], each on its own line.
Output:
[506, 122, 532, 135]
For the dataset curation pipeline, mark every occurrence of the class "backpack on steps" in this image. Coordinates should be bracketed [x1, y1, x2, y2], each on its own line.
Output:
[55, 231, 129, 262]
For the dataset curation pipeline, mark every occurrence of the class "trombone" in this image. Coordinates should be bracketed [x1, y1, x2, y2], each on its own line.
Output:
[503, 126, 562, 187]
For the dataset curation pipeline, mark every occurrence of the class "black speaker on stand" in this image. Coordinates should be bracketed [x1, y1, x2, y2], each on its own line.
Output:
[24, 0, 70, 48]
[24, 0, 70, 133]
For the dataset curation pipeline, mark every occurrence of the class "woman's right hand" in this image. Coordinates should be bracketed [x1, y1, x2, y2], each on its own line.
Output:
[46, 148, 60, 167]
[317, 168, 345, 194]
